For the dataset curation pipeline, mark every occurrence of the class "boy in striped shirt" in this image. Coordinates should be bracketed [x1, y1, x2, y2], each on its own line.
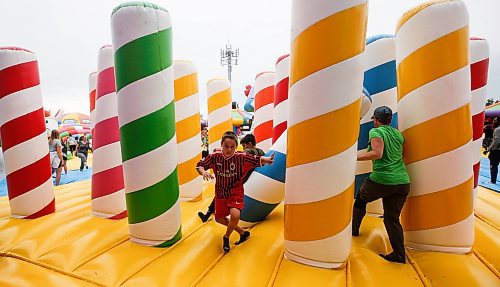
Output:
[196, 131, 274, 253]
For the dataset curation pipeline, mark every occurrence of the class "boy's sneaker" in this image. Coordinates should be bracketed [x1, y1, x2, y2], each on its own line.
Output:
[198, 212, 210, 223]
[235, 231, 250, 245]
[379, 252, 405, 264]
[222, 236, 230, 253]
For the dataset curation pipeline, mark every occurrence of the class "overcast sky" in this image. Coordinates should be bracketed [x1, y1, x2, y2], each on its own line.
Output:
[1, 0, 498, 116]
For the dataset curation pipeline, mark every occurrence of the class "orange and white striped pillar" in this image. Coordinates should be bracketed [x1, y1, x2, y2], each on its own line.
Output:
[284, 0, 367, 268]
[470, 38, 489, 202]
[253, 72, 275, 152]
[207, 78, 232, 152]
[397, 0, 473, 253]
[174, 60, 202, 201]
[273, 54, 289, 144]
[0, 47, 55, 218]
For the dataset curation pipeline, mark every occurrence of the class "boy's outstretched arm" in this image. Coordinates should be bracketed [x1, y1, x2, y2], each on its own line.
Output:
[261, 153, 275, 166]
[197, 166, 214, 181]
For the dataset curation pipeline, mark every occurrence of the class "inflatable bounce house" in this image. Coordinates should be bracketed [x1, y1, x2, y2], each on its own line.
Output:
[232, 101, 253, 132]
[0, 1, 498, 286]
[58, 112, 92, 140]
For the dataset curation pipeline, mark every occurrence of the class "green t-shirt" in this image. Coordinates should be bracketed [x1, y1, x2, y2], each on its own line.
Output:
[244, 147, 265, 156]
[367, 125, 410, 185]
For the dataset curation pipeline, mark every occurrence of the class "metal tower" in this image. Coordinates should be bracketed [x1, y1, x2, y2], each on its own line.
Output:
[220, 43, 239, 82]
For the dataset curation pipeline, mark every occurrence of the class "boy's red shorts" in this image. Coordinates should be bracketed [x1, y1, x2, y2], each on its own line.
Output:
[215, 194, 244, 218]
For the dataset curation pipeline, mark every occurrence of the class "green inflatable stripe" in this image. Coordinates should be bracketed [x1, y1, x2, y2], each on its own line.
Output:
[126, 168, 180, 224]
[114, 28, 172, 92]
[112, 2, 168, 17]
[156, 226, 182, 247]
[120, 101, 176, 162]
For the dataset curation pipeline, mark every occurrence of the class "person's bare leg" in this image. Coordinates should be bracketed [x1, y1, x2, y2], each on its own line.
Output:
[215, 216, 234, 253]
[64, 161, 67, 174]
[225, 208, 244, 238]
[55, 168, 61, 186]
[215, 216, 229, 226]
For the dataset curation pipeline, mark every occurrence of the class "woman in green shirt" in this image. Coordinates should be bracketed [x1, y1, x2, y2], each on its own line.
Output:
[353, 106, 410, 264]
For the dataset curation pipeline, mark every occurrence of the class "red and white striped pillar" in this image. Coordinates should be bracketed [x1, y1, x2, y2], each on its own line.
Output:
[0, 47, 55, 218]
[253, 71, 275, 152]
[470, 38, 489, 200]
[273, 54, 289, 144]
[91, 45, 126, 219]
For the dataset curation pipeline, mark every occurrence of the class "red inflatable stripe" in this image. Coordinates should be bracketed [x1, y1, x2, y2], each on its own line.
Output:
[91, 165, 125, 199]
[254, 120, 273, 143]
[0, 61, 40, 100]
[254, 86, 274, 110]
[6, 153, 51, 200]
[0, 108, 46, 151]
[272, 121, 287, 144]
[473, 161, 480, 189]
[96, 67, 116, 100]
[89, 90, 96, 112]
[109, 210, 127, 219]
[274, 77, 289, 107]
[472, 112, 485, 141]
[471, 58, 489, 91]
[25, 198, 55, 219]
[93, 117, 120, 150]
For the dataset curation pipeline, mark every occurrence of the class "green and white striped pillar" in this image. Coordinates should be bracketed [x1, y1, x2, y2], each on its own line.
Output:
[111, 2, 181, 247]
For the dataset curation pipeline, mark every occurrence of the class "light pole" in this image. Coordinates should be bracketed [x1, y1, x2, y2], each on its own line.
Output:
[220, 43, 239, 82]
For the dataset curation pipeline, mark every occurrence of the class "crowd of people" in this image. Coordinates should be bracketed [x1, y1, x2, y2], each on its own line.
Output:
[48, 130, 92, 186]
[483, 118, 500, 184]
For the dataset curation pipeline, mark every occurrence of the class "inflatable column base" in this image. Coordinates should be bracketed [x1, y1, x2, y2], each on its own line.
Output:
[130, 226, 182, 247]
[284, 251, 344, 269]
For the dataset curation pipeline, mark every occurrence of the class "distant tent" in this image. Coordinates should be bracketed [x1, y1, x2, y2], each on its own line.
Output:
[485, 103, 500, 118]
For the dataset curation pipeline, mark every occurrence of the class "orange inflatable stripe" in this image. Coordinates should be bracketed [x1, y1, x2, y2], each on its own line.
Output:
[402, 177, 473, 231]
[254, 120, 273, 143]
[176, 114, 200, 143]
[287, 99, 360, 167]
[397, 26, 469, 100]
[290, 3, 367, 86]
[284, 182, 354, 241]
[396, 0, 451, 32]
[174, 73, 198, 102]
[209, 119, 233, 145]
[403, 104, 471, 165]
[189, 192, 202, 202]
[254, 86, 274, 110]
[208, 89, 231, 113]
[177, 153, 202, 185]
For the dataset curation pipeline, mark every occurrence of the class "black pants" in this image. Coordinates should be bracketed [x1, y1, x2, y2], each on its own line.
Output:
[207, 197, 215, 214]
[489, 150, 500, 183]
[353, 178, 410, 259]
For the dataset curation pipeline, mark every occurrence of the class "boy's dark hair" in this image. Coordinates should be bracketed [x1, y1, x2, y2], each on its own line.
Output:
[221, 131, 238, 145]
[240, 134, 256, 146]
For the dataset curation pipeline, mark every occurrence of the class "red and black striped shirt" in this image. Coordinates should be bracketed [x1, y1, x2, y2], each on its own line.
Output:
[196, 151, 262, 198]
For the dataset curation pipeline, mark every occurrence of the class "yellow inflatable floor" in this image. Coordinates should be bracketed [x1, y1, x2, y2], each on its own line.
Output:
[0, 162, 499, 286]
